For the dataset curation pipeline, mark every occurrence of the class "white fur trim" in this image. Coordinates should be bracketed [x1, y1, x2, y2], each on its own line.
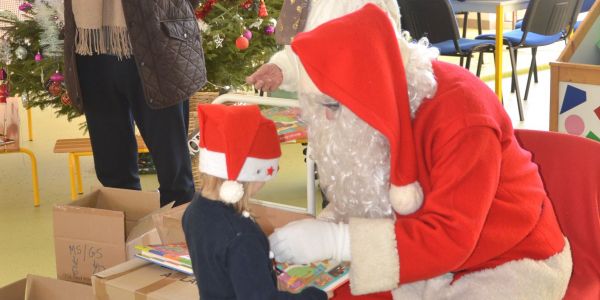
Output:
[349, 218, 399, 294]
[316, 204, 337, 222]
[398, 37, 410, 67]
[199, 148, 279, 182]
[391, 238, 573, 299]
[390, 182, 423, 215]
[219, 181, 244, 203]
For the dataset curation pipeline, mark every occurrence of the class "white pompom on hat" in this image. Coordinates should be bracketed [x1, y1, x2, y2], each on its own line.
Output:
[197, 104, 282, 204]
[291, 4, 423, 215]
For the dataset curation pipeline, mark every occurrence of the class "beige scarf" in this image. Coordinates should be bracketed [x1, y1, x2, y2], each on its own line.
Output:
[72, 0, 132, 58]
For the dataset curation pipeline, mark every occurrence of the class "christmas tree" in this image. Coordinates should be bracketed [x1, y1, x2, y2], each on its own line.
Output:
[0, 0, 72, 118]
[0, 0, 283, 119]
[195, 0, 283, 92]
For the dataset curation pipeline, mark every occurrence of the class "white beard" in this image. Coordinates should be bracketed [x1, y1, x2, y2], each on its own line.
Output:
[298, 35, 438, 222]
[300, 94, 394, 222]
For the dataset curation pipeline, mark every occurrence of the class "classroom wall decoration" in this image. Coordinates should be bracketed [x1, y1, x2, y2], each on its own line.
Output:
[558, 83, 600, 141]
[550, 0, 600, 142]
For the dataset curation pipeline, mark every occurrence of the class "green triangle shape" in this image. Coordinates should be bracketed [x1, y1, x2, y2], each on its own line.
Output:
[586, 131, 600, 142]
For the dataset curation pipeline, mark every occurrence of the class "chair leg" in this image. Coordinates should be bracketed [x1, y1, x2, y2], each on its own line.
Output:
[74, 154, 84, 195]
[476, 52, 484, 77]
[508, 47, 524, 121]
[511, 49, 518, 93]
[19, 148, 40, 207]
[524, 56, 535, 101]
[465, 54, 472, 70]
[69, 153, 77, 201]
[532, 48, 538, 83]
[462, 12, 469, 38]
[460, 57, 464, 67]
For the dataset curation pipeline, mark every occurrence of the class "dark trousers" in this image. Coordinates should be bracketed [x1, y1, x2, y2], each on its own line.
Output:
[76, 54, 194, 206]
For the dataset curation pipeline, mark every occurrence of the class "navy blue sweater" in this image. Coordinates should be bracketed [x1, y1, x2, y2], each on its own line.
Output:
[182, 193, 327, 300]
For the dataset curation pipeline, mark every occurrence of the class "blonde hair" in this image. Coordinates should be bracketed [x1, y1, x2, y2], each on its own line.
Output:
[199, 173, 262, 213]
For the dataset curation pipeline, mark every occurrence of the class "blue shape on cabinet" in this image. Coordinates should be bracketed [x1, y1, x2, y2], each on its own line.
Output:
[561, 85, 587, 114]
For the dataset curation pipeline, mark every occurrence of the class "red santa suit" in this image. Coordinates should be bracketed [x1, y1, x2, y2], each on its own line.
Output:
[290, 4, 573, 299]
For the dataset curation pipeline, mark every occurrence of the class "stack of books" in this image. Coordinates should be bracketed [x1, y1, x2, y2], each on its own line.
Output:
[277, 260, 350, 293]
[261, 106, 308, 143]
[135, 243, 351, 294]
[134, 243, 193, 275]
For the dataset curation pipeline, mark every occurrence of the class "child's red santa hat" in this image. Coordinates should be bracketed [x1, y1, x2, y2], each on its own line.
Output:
[197, 104, 281, 204]
[291, 4, 423, 215]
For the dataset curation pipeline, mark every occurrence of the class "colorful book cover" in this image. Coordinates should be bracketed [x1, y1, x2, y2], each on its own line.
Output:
[135, 243, 192, 269]
[276, 260, 350, 293]
[261, 106, 308, 143]
[135, 252, 194, 275]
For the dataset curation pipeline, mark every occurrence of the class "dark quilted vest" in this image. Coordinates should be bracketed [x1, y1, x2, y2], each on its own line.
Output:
[63, 0, 206, 112]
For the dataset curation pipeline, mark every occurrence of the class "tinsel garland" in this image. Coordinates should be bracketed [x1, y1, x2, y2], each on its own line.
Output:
[34, 0, 64, 58]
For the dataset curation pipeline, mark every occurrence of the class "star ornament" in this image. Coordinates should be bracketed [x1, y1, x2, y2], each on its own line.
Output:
[267, 166, 275, 176]
[213, 34, 224, 48]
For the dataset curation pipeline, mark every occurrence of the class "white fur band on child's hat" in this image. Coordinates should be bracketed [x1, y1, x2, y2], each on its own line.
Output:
[291, 4, 423, 215]
[197, 104, 282, 204]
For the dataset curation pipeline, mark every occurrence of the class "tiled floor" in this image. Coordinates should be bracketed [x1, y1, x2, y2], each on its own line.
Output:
[0, 39, 565, 286]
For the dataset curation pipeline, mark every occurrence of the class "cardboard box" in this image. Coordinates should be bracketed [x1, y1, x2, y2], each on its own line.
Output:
[249, 201, 313, 236]
[125, 202, 174, 259]
[152, 203, 189, 244]
[150, 199, 313, 242]
[92, 259, 199, 300]
[53, 187, 160, 284]
[0, 275, 94, 300]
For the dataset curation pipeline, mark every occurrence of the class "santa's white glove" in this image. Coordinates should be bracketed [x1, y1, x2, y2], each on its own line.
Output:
[269, 219, 351, 264]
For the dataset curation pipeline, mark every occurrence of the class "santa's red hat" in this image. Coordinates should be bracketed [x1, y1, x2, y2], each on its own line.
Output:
[197, 104, 281, 203]
[291, 4, 423, 215]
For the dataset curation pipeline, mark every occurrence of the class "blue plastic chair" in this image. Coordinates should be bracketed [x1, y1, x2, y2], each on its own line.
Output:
[398, 0, 495, 76]
[512, 0, 590, 98]
[515, 0, 595, 31]
[476, 0, 580, 121]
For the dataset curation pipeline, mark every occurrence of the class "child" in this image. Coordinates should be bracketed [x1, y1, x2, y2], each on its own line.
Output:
[182, 104, 327, 300]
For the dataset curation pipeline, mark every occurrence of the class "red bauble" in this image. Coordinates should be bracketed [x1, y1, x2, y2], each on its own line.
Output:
[258, 0, 268, 17]
[61, 92, 72, 106]
[235, 36, 249, 50]
[48, 81, 62, 96]
[0, 84, 7, 103]
[0, 83, 8, 95]
[240, 0, 253, 9]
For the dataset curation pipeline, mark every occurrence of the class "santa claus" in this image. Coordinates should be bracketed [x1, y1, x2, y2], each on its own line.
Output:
[248, 3, 572, 299]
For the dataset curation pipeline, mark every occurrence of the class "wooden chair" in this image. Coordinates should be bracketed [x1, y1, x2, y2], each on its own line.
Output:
[53, 136, 148, 200]
[1, 97, 39, 206]
[0, 147, 40, 206]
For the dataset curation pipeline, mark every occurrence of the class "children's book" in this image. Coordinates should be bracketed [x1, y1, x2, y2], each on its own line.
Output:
[135, 243, 193, 275]
[276, 260, 350, 293]
[261, 106, 308, 143]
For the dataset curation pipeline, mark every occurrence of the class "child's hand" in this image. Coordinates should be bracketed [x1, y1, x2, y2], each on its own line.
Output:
[327, 291, 334, 299]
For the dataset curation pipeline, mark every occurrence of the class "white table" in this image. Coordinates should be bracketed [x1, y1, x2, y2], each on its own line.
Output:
[451, 0, 530, 101]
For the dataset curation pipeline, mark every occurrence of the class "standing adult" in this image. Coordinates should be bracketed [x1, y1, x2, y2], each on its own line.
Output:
[63, 0, 206, 206]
